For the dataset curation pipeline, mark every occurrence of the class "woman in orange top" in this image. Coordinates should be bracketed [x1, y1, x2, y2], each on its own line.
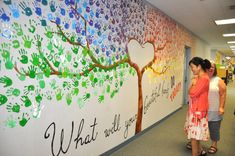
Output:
[184, 57, 211, 156]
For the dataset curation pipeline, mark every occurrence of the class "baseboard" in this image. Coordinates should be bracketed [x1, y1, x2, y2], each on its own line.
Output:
[101, 106, 183, 156]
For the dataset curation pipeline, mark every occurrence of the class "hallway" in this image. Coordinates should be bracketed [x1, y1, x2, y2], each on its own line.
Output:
[108, 81, 235, 156]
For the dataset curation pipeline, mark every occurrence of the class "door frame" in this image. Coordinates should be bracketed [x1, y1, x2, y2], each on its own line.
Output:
[182, 46, 191, 105]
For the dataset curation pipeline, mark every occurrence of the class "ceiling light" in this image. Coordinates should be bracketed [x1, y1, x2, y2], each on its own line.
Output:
[230, 46, 235, 48]
[215, 18, 235, 25]
[225, 56, 231, 60]
[227, 41, 235, 44]
[223, 33, 235, 37]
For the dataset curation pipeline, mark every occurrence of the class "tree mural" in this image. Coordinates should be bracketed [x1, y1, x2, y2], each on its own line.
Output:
[121, 1, 190, 133]
[0, 0, 191, 134]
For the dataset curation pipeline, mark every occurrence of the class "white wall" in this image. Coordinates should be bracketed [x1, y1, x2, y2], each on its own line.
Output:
[194, 37, 211, 59]
[0, 1, 197, 155]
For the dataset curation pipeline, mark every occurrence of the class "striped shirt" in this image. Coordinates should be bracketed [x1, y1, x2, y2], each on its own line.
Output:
[208, 76, 222, 121]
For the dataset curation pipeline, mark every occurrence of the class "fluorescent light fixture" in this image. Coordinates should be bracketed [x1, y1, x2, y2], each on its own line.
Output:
[230, 46, 235, 48]
[223, 33, 235, 37]
[215, 18, 235, 25]
[227, 41, 235, 44]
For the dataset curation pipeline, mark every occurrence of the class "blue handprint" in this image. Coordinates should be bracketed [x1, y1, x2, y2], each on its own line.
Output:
[3, 0, 12, 5]
[33, 1, 42, 16]
[1, 22, 12, 39]
[9, 3, 20, 18]
[49, 1, 57, 12]
[0, 8, 10, 22]
[42, 0, 48, 6]
[19, 1, 32, 16]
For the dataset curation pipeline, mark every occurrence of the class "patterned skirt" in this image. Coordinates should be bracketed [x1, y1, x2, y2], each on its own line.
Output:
[184, 111, 209, 141]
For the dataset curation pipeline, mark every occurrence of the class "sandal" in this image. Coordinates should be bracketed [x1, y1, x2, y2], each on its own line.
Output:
[208, 146, 217, 154]
[199, 149, 207, 156]
[186, 141, 192, 150]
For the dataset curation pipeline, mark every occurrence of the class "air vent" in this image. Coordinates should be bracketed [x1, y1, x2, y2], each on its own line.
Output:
[229, 5, 235, 10]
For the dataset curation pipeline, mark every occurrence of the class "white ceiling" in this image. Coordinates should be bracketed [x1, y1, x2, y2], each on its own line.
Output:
[147, 0, 235, 57]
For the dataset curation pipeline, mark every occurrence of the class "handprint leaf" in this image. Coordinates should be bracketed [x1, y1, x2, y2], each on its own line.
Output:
[0, 76, 13, 87]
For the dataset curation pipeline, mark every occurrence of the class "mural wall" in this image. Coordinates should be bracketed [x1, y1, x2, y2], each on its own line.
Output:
[0, 0, 194, 155]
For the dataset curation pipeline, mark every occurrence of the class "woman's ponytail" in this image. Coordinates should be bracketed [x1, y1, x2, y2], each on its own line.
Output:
[202, 59, 211, 71]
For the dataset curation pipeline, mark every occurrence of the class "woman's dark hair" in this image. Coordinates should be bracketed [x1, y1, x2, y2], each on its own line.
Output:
[189, 57, 211, 72]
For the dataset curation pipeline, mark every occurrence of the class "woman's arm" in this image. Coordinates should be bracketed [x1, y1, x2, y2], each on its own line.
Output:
[189, 76, 209, 98]
[188, 76, 197, 92]
[218, 78, 227, 115]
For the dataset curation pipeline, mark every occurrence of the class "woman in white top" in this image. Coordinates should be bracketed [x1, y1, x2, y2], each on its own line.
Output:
[207, 62, 227, 154]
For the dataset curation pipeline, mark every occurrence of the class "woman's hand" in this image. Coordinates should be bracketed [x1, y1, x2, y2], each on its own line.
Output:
[219, 107, 225, 115]
[191, 76, 198, 86]
[218, 78, 226, 116]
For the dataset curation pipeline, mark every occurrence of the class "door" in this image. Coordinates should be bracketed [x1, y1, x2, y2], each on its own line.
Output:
[182, 46, 191, 105]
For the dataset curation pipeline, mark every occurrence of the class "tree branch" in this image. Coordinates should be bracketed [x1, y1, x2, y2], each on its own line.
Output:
[37, 46, 59, 75]
[51, 20, 85, 48]
[70, 6, 89, 48]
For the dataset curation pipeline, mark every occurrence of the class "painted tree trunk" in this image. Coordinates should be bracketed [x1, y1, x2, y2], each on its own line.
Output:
[135, 70, 143, 134]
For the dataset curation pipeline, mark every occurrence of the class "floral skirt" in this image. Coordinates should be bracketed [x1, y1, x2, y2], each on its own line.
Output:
[184, 111, 209, 141]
